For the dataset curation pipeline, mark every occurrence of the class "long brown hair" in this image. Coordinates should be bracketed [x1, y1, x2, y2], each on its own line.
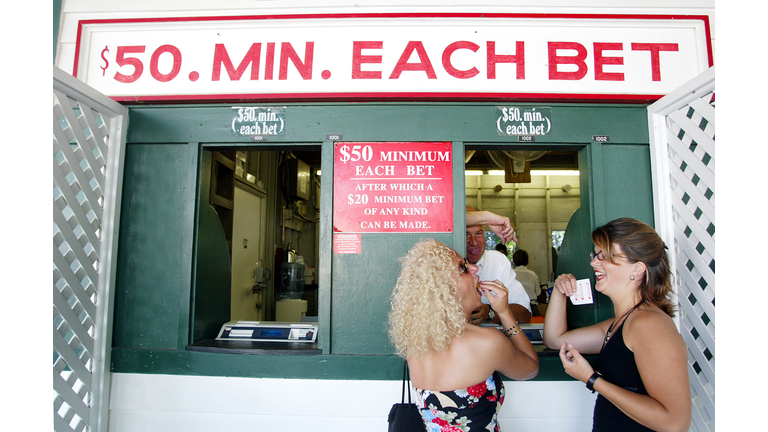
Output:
[591, 218, 676, 317]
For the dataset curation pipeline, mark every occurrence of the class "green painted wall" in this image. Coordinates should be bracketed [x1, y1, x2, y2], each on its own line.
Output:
[114, 143, 198, 350]
[330, 233, 456, 354]
[114, 102, 652, 380]
[127, 104, 648, 144]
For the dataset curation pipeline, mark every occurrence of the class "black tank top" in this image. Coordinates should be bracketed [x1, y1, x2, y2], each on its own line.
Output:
[592, 314, 653, 432]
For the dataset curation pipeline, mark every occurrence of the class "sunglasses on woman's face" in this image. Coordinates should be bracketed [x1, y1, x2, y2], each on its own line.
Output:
[459, 258, 469, 274]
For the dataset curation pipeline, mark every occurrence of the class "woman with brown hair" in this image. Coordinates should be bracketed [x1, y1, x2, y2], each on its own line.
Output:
[543, 217, 691, 432]
[389, 239, 538, 431]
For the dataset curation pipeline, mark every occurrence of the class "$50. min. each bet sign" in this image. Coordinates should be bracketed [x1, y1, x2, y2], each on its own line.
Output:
[333, 142, 453, 233]
[74, 14, 712, 102]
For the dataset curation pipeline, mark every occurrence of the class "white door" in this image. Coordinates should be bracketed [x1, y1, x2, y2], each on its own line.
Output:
[231, 185, 268, 321]
[53, 66, 128, 432]
[648, 66, 715, 432]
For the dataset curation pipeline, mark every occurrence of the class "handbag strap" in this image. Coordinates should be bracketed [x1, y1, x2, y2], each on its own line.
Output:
[401, 360, 412, 404]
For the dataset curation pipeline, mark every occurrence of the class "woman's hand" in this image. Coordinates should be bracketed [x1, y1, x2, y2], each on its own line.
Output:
[554, 273, 579, 297]
[479, 280, 510, 316]
[558, 341, 594, 383]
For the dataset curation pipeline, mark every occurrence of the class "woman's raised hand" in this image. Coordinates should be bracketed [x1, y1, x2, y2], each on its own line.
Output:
[479, 280, 509, 313]
[554, 273, 579, 297]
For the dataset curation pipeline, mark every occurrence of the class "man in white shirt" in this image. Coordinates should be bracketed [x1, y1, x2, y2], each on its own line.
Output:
[512, 249, 541, 309]
[466, 208, 532, 324]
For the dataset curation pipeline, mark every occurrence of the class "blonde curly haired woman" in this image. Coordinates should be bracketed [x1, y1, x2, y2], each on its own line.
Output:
[389, 239, 538, 431]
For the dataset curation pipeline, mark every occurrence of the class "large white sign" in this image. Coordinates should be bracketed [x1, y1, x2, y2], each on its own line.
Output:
[74, 14, 712, 102]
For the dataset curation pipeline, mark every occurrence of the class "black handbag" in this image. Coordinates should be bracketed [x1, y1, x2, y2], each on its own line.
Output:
[388, 361, 426, 432]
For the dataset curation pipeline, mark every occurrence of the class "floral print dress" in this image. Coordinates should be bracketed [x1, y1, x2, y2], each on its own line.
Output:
[414, 372, 505, 432]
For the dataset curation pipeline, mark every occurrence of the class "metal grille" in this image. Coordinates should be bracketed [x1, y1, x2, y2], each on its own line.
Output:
[53, 66, 128, 432]
[648, 66, 715, 432]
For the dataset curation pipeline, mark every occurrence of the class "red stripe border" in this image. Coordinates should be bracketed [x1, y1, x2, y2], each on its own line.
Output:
[73, 12, 713, 104]
[109, 92, 664, 104]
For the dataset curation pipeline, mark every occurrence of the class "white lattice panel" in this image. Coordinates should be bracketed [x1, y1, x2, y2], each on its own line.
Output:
[648, 67, 715, 432]
[53, 67, 128, 432]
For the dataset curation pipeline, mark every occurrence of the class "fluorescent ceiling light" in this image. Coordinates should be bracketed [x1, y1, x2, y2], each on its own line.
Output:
[464, 170, 484, 176]
[473, 169, 580, 176]
[532, 170, 580, 176]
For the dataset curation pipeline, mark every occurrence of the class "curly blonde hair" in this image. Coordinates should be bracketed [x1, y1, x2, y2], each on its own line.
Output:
[388, 239, 468, 359]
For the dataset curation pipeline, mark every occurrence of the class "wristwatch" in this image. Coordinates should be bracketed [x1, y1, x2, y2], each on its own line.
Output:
[586, 371, 602, 393]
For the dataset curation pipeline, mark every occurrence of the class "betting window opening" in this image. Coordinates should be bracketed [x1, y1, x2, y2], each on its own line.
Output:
[193, 146, 321, 346]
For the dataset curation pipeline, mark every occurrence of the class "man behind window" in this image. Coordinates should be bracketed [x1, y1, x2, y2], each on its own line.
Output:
[512, 249, 541, 312]
[466, 207, 532, 324]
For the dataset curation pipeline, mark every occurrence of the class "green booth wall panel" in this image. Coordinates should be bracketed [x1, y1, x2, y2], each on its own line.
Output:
[113, 103, 651, 379]
[113, 143, 198, 350]
[110, 349, 579, 381]
[193, 150, 233, 343]
[330, 233, 455, 355]
[597, 144, 655, 225]
[193, 203, 233, 343]
[127, 104, 649, 144]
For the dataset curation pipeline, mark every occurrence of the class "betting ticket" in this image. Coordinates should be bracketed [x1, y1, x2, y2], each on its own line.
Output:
[569, 278, 594, 305]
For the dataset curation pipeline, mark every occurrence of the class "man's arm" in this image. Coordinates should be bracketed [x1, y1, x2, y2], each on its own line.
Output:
[466, 209, 517, 243]
[507, 303, 532, 324]
[487, 303, 531, 325]
[504, 277, 532, 324]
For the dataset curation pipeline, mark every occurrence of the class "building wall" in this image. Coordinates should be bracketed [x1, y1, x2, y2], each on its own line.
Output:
[109, 104, 649, 432]
[109, 373, 597, 432]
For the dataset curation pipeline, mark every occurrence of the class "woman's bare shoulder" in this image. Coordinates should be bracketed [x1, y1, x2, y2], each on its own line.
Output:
[630, 305, 676, 329]
[456, 325, 508, 352]
[626, 305, 683, 349]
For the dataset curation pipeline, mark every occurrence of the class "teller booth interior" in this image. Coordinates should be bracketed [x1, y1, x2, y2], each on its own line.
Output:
[205, 148, 322, 323]
[196, 147, 323, 350]
[113, 102, 655, 380]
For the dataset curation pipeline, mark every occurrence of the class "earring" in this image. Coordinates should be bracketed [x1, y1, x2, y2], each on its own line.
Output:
[630, 275, 635, 281]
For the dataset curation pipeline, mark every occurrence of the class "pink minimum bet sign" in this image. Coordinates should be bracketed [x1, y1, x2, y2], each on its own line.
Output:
[333, 142, 453, 233]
